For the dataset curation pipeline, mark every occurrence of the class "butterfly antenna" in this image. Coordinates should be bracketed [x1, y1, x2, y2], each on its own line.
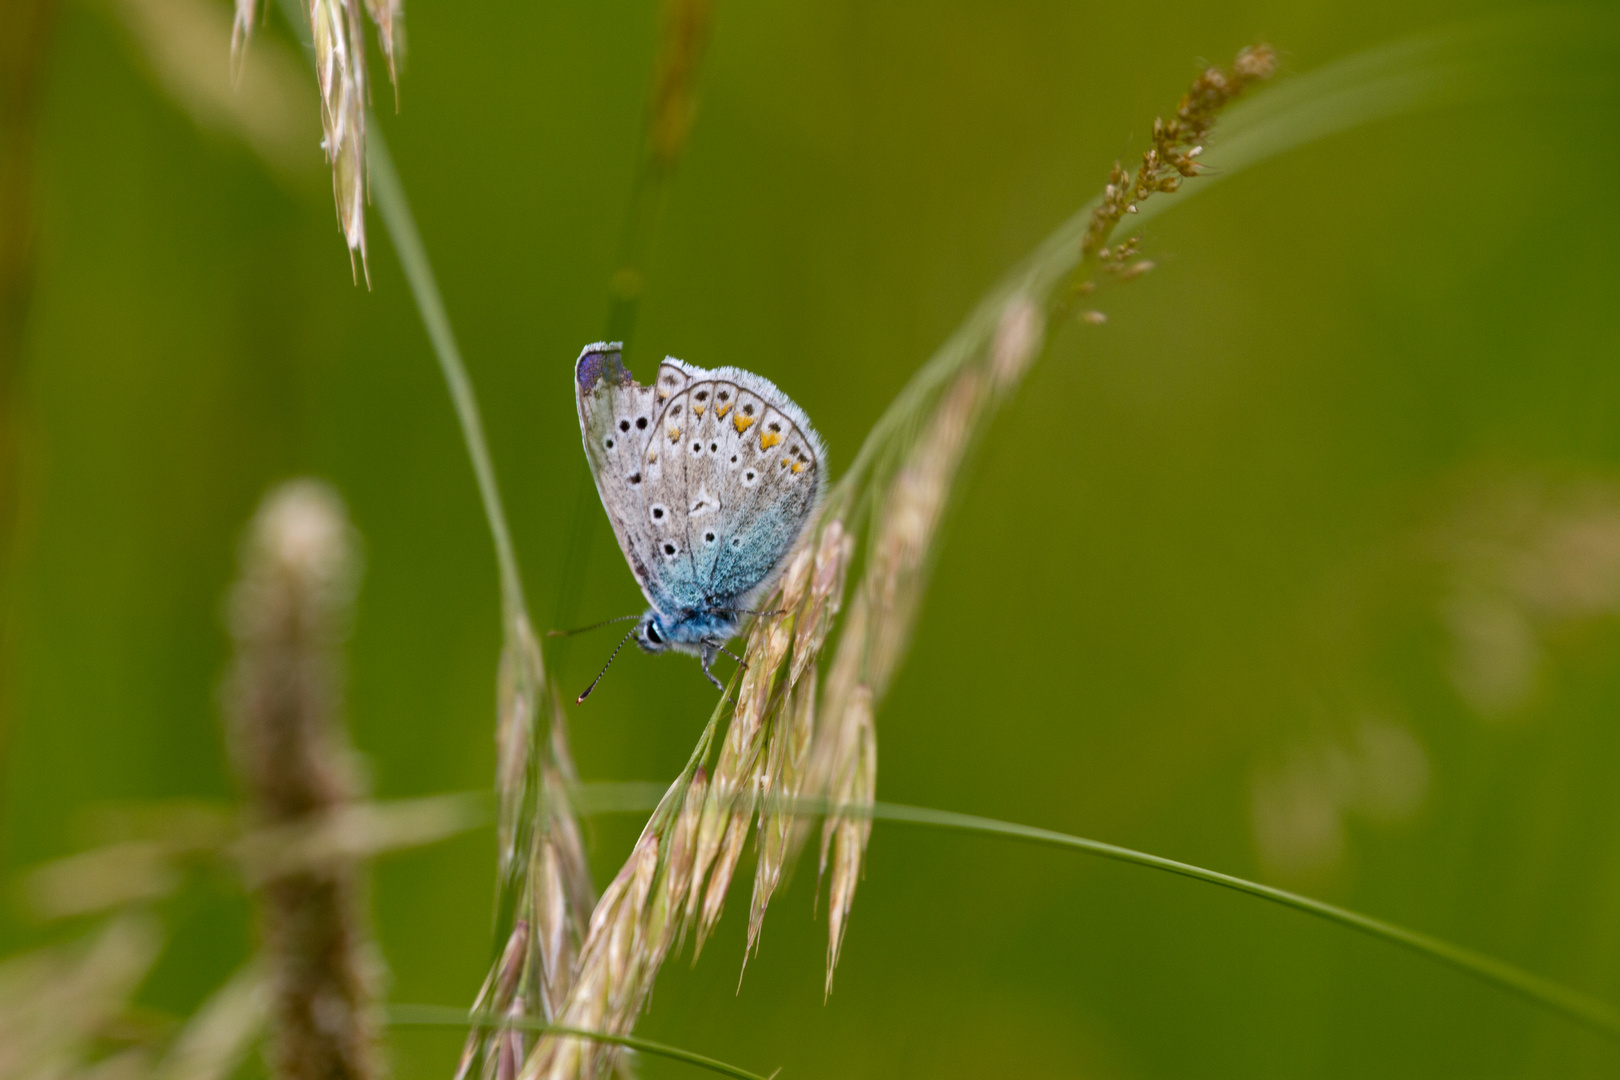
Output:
[576, 626, 639, 704]
[548, 613, 642, 638]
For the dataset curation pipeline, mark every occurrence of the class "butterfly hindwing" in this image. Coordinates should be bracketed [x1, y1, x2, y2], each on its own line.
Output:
[704, 386, 821, 606]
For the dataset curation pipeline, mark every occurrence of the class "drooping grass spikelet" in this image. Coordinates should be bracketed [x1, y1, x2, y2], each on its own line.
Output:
[459, 632, 593, 1077]
[231, 0, 261, 74]
[232, 0, 408, 267]
[522, 776, 709, 1080]
[747, 521, 852, 960]
[224, 480, 383, 1080]
[308, 0, 369, 279]
[363, 0, 404, 97]
[817, 685, 872, 992]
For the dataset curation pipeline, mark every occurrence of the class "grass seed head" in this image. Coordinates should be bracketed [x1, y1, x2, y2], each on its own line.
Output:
[224, 480, 382, 1080]
[820, 684, 875, 995]
[1081, 43, 1277, 263]
[308, 0, 369, 280]
[363, 0, 404, 97]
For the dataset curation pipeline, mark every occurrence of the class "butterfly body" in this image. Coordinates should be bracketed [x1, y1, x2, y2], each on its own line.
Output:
[574, 342, 825, 689]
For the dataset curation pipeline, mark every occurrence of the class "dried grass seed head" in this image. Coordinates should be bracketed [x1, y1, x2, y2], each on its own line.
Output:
[227, 480, 362, 820]
[1081, 43, 1277, 261]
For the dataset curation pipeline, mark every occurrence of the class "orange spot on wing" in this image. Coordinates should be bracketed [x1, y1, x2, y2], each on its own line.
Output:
[734, 414, 755, 433]
[715, 402, 731, 418]
[692, 404, 706, 417]
[760, 431, 782, 450]
[668, 425, 681, 443]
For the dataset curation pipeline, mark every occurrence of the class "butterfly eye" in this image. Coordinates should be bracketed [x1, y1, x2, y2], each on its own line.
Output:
[618, 420, 630, 432]
[729, 455, 738, 464]
[604, 437, 615, 449]
[710, 442, 718, 452]
[744, 470, 756, 483]
[743, 404, 755, 416]
[704, 532, 716, 543]
[663, 542, 676, 555]
[628, 473, 641, 485]
[651, 505, 665, 520]
[636, 417, 647, 429]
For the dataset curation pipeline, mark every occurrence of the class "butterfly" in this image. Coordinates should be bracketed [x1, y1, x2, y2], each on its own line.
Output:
[571, 341, 825, 699]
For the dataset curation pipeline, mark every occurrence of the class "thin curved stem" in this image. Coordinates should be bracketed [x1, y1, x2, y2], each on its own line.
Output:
[385, 1004, 774, 1080]
[567, 781, 1620, 1042]
[865, 800, 1620, 1041]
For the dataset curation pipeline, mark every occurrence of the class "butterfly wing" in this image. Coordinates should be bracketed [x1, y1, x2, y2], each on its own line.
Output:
[576, 344, 825, 625]
[575, 342, 678, 614]
[666, 362, 825, 611]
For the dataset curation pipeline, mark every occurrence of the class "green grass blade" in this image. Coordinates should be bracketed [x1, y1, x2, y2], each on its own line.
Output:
[865, 800, 1620, 1041]
[568, 781, 1620, 1040]
[385, 1004, 775, 1080]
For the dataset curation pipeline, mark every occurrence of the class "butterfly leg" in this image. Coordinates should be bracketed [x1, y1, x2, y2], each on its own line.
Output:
[699, 641, 728, 695]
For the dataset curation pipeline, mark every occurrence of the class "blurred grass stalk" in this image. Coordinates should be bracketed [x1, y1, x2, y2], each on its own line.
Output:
[0, 913, 266, 1080]
[0, 0, 57, 826]
[552, 0, 717, 672]
[605, 0, 715, 351]
[225, 480, 382, 1080]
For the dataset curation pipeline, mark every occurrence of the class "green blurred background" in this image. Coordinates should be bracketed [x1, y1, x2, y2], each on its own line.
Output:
[5, 0, 1620, 1076]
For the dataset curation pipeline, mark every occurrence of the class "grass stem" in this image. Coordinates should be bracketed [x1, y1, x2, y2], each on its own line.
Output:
[568, 781, 1620, 1042]
[386, 1004, 772, 1080]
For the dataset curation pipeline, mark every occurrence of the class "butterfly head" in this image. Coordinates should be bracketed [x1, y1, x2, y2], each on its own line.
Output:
[633, 611, 671, 654]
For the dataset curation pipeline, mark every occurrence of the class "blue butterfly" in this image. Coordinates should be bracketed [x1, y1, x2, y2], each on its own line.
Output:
[572, 342, 825, 697]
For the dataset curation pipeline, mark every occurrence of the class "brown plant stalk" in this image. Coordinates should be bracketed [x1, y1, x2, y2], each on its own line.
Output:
[225, 480, 382, 1080]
